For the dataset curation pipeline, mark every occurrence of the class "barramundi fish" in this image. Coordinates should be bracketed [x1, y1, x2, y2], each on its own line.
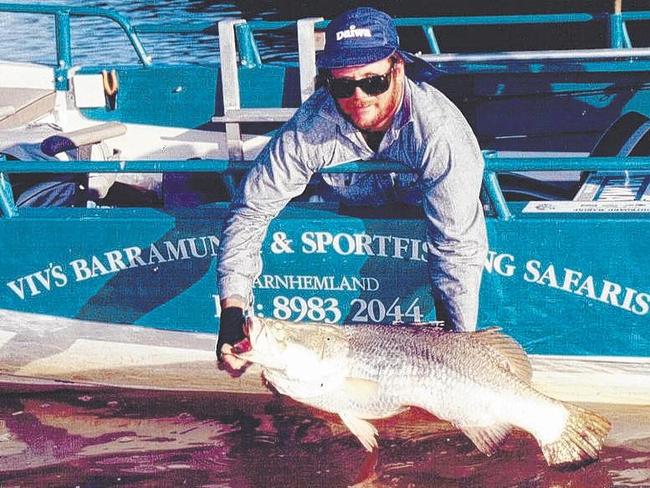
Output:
[234, 317, 611, 467]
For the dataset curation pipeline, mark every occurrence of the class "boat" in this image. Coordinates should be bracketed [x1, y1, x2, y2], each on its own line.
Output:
[0, 3, 648, 404]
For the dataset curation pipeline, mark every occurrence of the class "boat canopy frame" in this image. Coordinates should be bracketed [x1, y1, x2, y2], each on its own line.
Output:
[211, 12, 650, 161]
[1, 3, 650, 91]
[2, 4, 650, 219]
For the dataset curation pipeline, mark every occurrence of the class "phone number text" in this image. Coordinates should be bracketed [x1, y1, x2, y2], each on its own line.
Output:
[269, 295, 423, 323]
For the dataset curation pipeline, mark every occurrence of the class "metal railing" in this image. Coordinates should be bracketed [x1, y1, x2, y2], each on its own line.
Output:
[2, 5, 650, 220]
[0, 3, 151, 90]
[1, 156, 649, 220]
[210, 12, 650, 163]
[2, 3, 650, 81]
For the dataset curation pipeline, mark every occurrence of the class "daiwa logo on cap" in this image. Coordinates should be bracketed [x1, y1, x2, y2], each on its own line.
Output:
[336, 24, 372, 41]
[317, 7, 414, 68]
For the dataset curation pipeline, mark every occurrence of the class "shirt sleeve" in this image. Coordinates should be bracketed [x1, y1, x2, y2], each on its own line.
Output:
[419, 121, 488, 331]
[217, 125, 316, 305]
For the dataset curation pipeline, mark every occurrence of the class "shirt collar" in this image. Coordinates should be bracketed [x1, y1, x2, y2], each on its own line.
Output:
[390, 77, 413, 132]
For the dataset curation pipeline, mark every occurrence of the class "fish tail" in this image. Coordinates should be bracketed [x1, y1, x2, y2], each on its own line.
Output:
[540, 404, 611, 467]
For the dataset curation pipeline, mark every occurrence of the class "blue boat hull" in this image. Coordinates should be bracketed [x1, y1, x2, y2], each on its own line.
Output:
[1, 203, 647, 358]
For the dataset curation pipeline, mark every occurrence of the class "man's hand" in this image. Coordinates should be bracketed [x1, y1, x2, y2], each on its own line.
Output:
[217, 306, 250, 372]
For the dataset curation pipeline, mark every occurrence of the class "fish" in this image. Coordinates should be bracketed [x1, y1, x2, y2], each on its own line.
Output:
[234, 317, 611, 467]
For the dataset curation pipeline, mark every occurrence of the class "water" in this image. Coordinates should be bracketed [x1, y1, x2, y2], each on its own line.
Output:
[0, 1, 253, 65]
[1, 0, 650, 66]
[0, 386, 649, 487]
[1, 1, 650, 486]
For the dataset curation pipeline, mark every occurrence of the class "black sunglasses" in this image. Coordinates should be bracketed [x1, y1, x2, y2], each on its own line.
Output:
[326, 61, 395, 99]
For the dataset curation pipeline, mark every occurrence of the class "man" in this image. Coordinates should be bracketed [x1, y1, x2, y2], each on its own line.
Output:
[217, 7, 488, 370]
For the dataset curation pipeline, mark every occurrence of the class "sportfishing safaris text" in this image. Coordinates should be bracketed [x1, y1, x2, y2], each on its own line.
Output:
[484, 251, 649, 316]
[4, 231, 648, 318]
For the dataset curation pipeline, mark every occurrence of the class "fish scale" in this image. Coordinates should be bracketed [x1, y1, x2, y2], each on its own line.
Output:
[294, 324, 527, 423]
[237, 318, 611, 467]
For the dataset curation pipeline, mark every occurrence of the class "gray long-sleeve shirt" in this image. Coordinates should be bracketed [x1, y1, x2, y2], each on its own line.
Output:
[217, 78, 488, 331]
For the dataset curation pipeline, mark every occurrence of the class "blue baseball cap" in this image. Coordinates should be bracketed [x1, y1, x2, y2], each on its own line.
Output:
[317, 7, 417, 69]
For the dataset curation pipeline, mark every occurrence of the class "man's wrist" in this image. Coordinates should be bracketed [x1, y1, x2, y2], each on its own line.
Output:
[217, 306, 246, 360]
[220, 295, 247, 310]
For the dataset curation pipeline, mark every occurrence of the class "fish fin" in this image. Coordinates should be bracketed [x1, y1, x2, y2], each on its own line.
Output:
[473, 327, 533, 383]
[342, 377, 381, 403]
[460, 423, 512, 456]
[339, 412, 379, 452]
[540, 403, 611, 467]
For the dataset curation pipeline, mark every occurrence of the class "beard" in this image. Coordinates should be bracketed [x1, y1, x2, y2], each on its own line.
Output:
[337, 75, 404, 133]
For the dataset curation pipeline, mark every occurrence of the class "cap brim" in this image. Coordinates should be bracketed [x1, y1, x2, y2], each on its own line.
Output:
[402, 53, 445, 81]
[398, 50, 418, 64]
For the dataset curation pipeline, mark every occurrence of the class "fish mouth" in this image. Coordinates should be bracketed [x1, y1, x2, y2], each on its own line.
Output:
[230, 317, 274, 364]
[232, 338, 252, 355]
[230, 343, 260, 365]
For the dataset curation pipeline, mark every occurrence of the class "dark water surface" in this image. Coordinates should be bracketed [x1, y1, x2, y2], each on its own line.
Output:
[0, 385, 648, 487]
[2, 0, 650, 66]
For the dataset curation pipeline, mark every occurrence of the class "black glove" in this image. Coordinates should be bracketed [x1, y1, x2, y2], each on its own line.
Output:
[216, 306, 246, 360]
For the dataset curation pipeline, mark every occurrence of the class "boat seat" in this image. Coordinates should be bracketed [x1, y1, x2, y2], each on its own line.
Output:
[41, 122, 127, 158]
[590, 111, 650, 157]
[495, 112, 650, 202]
[564, 111, 650, 201]
[3, 122, 130, 208]
[40, 122, 130, 203]
[0, 87, 56, 130]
